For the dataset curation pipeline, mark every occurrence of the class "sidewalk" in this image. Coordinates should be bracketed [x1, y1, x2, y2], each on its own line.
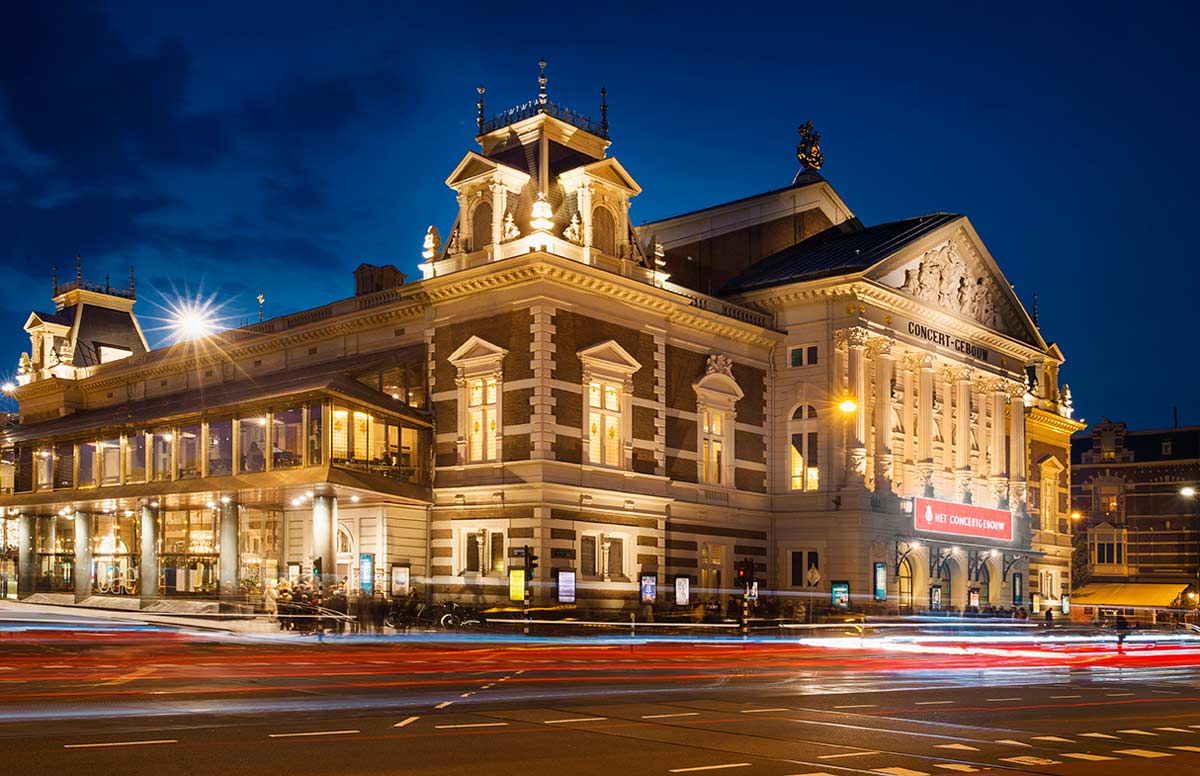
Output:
[0, 599, 280, 635]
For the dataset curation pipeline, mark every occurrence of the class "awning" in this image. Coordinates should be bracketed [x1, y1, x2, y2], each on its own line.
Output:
[1071, 582, 1190, 608]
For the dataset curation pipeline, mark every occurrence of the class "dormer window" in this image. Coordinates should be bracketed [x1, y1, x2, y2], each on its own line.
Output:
[592, 206, 617, 255]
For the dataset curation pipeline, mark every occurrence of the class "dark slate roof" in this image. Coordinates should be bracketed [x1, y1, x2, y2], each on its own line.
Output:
[640, 171, 827, 228]
[31, 308, 75, 326]
[71, 305, 148, 366]
[719, 212, 964, 295]
[1073, 426, 1200, 465]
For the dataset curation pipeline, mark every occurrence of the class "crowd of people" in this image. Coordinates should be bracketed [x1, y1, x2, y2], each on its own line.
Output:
[264, 579, 392, 635]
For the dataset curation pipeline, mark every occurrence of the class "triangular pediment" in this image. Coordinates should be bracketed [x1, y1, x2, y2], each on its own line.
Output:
[867, 218, 1044, 348]
[447, 335, 508, 367]
[445, 152, 530, 190]
[560, 157, 642, 197]
[577, 339, 641, 373]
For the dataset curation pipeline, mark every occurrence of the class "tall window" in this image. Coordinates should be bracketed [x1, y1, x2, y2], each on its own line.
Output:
[467, 377, 497, 462]
[581, 533, 624, 580]
[701, 409, 727, 485]
[588, 379, 622, 467]
[471, 201, 492, 251]
[592, 206, 616, 255]
[460, 530, 503, 575]
[124, 433, 146, 484]
[789, 405, 819, 492]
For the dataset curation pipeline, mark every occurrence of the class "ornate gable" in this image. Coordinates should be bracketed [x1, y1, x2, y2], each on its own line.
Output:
[446, 335, 508, 376]
[577, 339, 641, 376]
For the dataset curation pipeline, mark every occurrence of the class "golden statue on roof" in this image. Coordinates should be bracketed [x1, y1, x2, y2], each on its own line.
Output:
[797, 120, 824, 171]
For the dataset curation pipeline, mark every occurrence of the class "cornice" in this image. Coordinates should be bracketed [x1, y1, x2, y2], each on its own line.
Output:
[1025, 406, 1087, 435]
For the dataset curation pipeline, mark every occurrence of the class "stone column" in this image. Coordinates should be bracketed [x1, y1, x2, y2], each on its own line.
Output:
[872, 339, 895, 493]
[489, 180, 505, 256]
[916, 354, 936, 496]
[218, 500, 239, 599]
[1008, 383, 1027, 511]
[940, 369, 954, 475]
[73, 511, 92, 603]
[990, 384, 1010, 508]
[846, 327, 869, 483]
[17, 514, 35, 600]
[579, 183, 594, 265]
[139, 503, 159, 601]
[312, 493, 337, 591]
[954, 367, 973, 503]
[901, 357, 915, 491]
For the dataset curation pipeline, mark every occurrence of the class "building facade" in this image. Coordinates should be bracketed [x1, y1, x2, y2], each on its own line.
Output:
[1070, 421, 1200, 619]
[0, 70, 1081, 614]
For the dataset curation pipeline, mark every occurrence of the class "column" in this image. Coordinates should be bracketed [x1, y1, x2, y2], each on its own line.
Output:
[990, 384, 1010, 508]
[954, 367, 973, 503]
[312, 493, 337, 591]
[218, 500, 238, 599]
[579, 183, 594, 264]
[73, 511, 92, 603]
[901, 357, 915, 491]
[139, 502, 159, 600]
[489, 180, 505, 256]
[1008, 383, 1027, 511]
[17, 514, 35, 600]
[846, 327, 869, 483]
[873, 339, 895, 493]
[940, 369, 954, 475]
[917, 354, 935, 496]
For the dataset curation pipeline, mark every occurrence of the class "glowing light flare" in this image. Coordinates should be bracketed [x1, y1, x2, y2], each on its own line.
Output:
[1182, 486, 1196, 498]
[838, 398, 857, 414]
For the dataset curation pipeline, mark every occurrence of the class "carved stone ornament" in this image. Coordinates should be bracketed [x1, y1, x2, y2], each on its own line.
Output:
[445, 225, 461, 255]
[17, 352, 30, 375]
[796, 120, 824, 171]
[502, 212, 521, 241]
[895, 239, 998, 329]
[845, 327, 870, 348]
[705, 354, 734, 377]
[563, 212, 582, 243]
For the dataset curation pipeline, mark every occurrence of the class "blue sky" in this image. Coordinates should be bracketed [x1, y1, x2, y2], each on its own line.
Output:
[0, 1, 1195, 429]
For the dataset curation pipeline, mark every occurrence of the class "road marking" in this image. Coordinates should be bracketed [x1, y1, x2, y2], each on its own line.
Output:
[393, 716, 419, 728]
[995, 739, 1032, 747]
[1000, 756, 1061, 765]
[986, 697, 1022, 702]
[874, 768, 930, 776]
[1051, 694, 1082, 699]
[1152, 690, 1181, 695]
[668, 765, 751, 773]
[1116, 729, 1157, 736]
[434, 701, 453, 709]
[1171, 746, 1200, 753]
[833, 704, 877, 709]
[741, 707, 791, 713]
[1156, 727, 1192, 733]
[544, 717, 607, 724]
[816, 751, 879, 759]
[268, 730, 359, 738]
[1079, 732, 1119, 739]
[915, 700, 955, 705]
[1062, 753, 1117, 761]
[1190, 725, 1200, 729]
[933, 766, 980, 773]
[1115, 749, 1173, 758]
[934, 743, 979, 751]
[1106, 692, 1136, 697]
[1032, 735, 1073, 742]
[434, 722, 509, 730]
[460, 692, 474, 698]
[65, 740, 177, 749]
[643, 712, 701, 719]
[781, 773, 837, 776]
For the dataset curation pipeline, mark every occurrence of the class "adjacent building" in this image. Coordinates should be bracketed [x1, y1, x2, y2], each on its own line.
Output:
[0, 68, 1081, 614]
[1070, 421, 1200, 620]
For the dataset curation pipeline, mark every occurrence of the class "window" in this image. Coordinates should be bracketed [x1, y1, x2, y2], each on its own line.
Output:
[588, 379, 623, 467]
[98, 437, 120, 485]
[78, 442, 97, 487]
[581, 533, 625, 580]
[490, 532, 505, 575]
[459, 530, 504, 576]
[53, 442, 74, 489]
[308, 401, 323, 465]
[791, 550, 820, 587]
[789, 344, 818, 367]
[701, 410, 727, 485]
[467, 377, 497, 462]
[1163, 440, 1173, 456]
[592, 206, 616, 255]
[240, 415, 268, 472]
[178, 425, 201, 479]
[124, 433, 146, 484]
[272, 407, 304, 469]
[581, 535, 596, 577]
[1093, 532, 1124, 565]
[208, 420, 233, 477]
[789, 405, 820, 492]
[464, 531, 483, 574]
[470, 201, 492, 251]
[34, 447, 52, 491]
[151, 430, 173, 482]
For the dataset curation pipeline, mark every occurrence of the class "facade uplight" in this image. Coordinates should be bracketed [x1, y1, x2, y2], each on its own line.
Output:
[530, 192, 554, 231]
[1182, 486, 1197, 498]
[838, 398, 857, 414]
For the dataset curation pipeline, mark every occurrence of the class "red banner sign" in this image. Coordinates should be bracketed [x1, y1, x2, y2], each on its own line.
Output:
[914, 497, 1013, 542]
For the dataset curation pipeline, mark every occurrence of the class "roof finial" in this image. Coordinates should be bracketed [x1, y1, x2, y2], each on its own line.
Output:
[476, 85, 485, 134]
[76, 254, 82, 286]
[52, 264, 58, 296]
[105, 273, 111, 293]
[796, 121, 824, 171]
[1032, 292, 1039, 327]
[600, 86, 609, 136]
[537, 58, 547, 107]
[129, 264, 135, 298]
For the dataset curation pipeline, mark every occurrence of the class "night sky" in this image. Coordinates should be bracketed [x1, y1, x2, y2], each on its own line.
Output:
[0, 2, 1195, 430]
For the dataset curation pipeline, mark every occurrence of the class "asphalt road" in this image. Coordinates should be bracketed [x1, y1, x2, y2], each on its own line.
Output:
[2, 610, 1200, 775]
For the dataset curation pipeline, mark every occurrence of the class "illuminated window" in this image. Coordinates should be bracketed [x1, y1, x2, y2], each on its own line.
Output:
[459, 529, 504, 575]
[700, 409, 727, 485]
[789, 405, 820, 492]
[34, 447, 52, 491]
[581, 533, 625, 580]
[467, 377, 498, 462]
[588, 379, 622, 467]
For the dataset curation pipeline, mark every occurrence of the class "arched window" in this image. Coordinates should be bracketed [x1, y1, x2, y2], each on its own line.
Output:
[592, 206, 616, 255]
[471, 201, 492, 251]
[336, 524, 353, 556]
[789, 405, 819, 492]
[897, 557, 913, 611]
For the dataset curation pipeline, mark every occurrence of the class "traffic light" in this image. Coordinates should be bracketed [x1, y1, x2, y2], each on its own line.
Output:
[735, 559, 749, 585]
[524, 544, 539, 581]
[313, 556, 323, 580]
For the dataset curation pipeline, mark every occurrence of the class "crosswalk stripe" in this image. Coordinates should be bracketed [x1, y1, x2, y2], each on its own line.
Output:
[1062, 753, 1117, 761]
[932, 765, 980, 773]
[817, 751, 879, 760]
[1032, 735, 1073, 742]
[933, 743, 979, 751]
[1000, 756, 1062, 765]
[994, 739, 1032, 747]
[1115, 749, 1173, 758]
[1171, 746, 1200, 753]
[873, 768, 930, 776]
[1156, 727, 1192, 733]
[667, 765, 751, 773]
[1117, 729, 1157, 736]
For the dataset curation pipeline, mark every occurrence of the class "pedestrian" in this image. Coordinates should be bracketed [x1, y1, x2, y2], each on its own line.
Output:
[264, 582, 279, 623]
[372, 593, 387, 634]
[1044, 608, 1054, 629]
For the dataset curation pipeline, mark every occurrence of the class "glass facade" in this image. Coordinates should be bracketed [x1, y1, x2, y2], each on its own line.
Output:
[162, 508, 218, 595]
[271, 407, 303, 469]
[92, 511, 138, 595]
[208, 420, 233, 476]
[239, 415, 268, 472]
[125, 433, 146, 483]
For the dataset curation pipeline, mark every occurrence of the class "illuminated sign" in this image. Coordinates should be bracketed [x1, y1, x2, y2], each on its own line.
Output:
[1012, 572, 1023, 606]
[1061, 594, 1070, 615]
[831, 581, 850, 609]
[359, 553, 374, 596]
[509, 569, 526, 602]
[907, 321, 990, 362]
[675, 576, 690, 607]
[930, 585, 942, 610]
[640, 574, 657, 604]
[914, 497, 1013, 542]
[557, 570, 576, 604]
[390, 564, 410, 597]
[873, 562, 887, 602]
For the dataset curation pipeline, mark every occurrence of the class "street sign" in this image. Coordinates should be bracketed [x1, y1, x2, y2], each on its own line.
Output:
[675, 576, 689, 607]
[640, 574, 657, 604]
[748, 580, 759, 601]
[359, 553, 375, 596]
[806, 565, 821, 587]
[557, 569, 576, 604]
[508, 569, 525, 602]
[831, 581, 849, 609]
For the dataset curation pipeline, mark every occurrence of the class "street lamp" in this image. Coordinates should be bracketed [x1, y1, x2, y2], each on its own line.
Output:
[1184, 486, 1198, 621]
[838, 398, 856, 488]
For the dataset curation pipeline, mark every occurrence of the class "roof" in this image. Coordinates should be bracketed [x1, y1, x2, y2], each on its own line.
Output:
[640, 171, 828, 228]
[1071, 582, 1190, 608]
[30, 309, 75, 327]
[4, 348, 429, 444]
[1072, 424, 1200, 465]
[719, 212, 964, 294]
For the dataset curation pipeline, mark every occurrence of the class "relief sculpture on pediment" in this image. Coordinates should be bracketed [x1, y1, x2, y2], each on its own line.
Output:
[895, 239, 997, 330]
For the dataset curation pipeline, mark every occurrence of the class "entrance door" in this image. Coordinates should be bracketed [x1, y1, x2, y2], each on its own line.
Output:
[699, 544, 726, 603]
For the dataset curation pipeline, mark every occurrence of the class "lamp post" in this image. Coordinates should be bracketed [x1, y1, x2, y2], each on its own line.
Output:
[838, 398, 857, 489]
[1183, 486, 1197, 622]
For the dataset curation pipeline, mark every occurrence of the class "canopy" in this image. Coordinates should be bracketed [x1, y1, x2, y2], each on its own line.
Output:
[1071, 582, 1189, 608]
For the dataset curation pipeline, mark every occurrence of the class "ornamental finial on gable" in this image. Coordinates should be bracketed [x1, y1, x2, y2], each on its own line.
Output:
[797, 120, 824, 171]
[706, 354, 733, 377]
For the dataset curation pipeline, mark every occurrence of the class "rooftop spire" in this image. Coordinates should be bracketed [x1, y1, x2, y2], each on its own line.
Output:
[537, 58, 547, 107]
[796, 120, 824, 171]
[52, 264, 58, 296]
[1032, 292, 1039, 327]
[130, 265, 135, 299]
[476, 85, 485, 134]
[76, 255, 82, 285]
[600, 86, 608, 135]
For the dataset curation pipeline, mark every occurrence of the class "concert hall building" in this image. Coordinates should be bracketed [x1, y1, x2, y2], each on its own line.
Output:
[0, 67, 1082, 614]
